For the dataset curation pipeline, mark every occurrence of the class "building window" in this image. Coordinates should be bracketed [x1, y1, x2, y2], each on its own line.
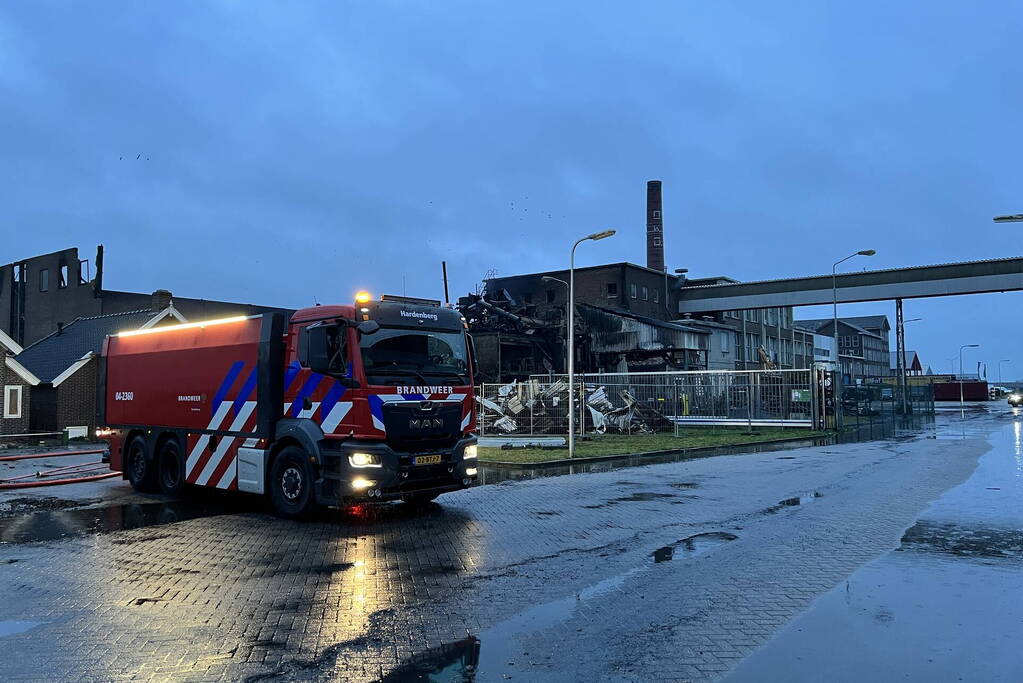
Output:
[652, 289, 659, 304]
[523, 292, 533, 304]
[39, 268, 49, 292]
[720, 332, 731, 353]
[3, 385, 22, 419]
[630, 284, 637, 299]
[58, 264, 69, 289]
[546, 289, 556, 304]
[641, 286, 648, 300]
[607, 283, 618, 298]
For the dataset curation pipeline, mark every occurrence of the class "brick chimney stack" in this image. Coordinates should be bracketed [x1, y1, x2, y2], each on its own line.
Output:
[151, 289, 173, 312]
[646, 180, 664, 272]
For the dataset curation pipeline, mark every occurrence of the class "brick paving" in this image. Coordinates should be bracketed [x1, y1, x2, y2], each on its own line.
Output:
[0, 415, 994, 682]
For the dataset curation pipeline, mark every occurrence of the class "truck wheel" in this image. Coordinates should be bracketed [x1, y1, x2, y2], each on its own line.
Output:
[157, 439, 185, 497]
[125, 436, 158, 492]
[269, 447, 317, 518]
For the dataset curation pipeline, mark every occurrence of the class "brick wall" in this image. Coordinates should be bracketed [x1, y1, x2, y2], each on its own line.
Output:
[0, 355, 32, 434]
[56, 356, 98, 434]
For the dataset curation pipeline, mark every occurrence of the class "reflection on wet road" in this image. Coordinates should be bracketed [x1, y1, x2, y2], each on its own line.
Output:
[727, 404, 1023, 682]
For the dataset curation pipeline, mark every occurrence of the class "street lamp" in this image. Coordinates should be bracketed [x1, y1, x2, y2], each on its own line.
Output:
[959, 343, 979, 409]
[993, 214, 1023, 223]
[832, 250, 875, 407]
[998, 359, 1010, 384]
[568, 230, 616, 457]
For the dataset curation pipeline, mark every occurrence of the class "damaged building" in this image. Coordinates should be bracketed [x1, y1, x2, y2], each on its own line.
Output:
[460, 180, 822, 383]
[1, 245, 293, 434]
[1, 246, 290, 347]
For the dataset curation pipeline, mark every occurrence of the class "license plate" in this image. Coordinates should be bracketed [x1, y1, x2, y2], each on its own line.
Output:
[414, 454, 442, 465]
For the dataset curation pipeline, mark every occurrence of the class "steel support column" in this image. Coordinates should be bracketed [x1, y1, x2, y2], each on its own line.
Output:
[896, 298, 908, 415]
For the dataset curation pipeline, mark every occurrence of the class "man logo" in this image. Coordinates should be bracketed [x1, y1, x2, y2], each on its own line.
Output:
[409, 418, 444, 430]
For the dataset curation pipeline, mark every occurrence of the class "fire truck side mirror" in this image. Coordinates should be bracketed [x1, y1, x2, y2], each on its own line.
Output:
[299, 323, 333, 374]
[357, 320, 380, 336]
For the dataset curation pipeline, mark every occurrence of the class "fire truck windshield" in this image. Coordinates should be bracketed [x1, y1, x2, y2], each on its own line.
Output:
[360, 327, 470, 386]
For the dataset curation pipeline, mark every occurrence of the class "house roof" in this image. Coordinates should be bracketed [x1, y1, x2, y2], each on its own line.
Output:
[4, 356, 40, 385]
[795, 317, 886, 339]
[890, 350, 922, 371]
[0, 328, 23, 354]
[14, 309, 169, 383]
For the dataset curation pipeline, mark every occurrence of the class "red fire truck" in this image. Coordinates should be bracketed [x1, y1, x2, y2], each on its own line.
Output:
[98, 293, 478, 517]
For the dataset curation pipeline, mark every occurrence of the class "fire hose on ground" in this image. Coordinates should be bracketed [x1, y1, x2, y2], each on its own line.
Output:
[0, 448, 119, 489]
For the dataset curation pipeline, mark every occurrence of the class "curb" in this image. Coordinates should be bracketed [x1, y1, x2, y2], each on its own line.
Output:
[480, 432, 833, 469]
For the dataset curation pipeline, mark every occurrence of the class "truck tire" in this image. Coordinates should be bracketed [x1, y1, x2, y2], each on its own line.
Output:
[269, 447, 317, 518]
[125, 435, 158, 493]
[157, 439, 185, 497]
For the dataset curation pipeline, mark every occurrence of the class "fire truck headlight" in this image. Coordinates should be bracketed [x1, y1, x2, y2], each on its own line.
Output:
[349, 453, 382, 468]
[351, 477, 376, 490]
[465, 467, 478, 477]
[95, 427, 114, 439]
[463, 445, 478, 459]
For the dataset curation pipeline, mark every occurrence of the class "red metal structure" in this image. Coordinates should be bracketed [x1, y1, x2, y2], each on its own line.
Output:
[99, 294, 478, 516]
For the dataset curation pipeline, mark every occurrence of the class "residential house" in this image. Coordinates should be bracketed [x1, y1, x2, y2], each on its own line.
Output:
[11, 304, 185, 435]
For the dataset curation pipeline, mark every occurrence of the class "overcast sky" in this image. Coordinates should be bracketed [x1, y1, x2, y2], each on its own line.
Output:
[2, 2, 1022, 377]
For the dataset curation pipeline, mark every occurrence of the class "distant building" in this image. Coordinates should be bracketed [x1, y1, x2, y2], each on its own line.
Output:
[796, 315, 891, 382]
[890, 350, 925, 376]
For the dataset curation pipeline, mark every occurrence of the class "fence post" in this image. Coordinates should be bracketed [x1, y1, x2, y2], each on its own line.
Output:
[746, 387, 753, 434]
[578, 381, 585, 437]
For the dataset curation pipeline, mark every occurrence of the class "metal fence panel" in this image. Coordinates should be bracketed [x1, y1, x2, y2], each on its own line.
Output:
[477, 369, 822, 436]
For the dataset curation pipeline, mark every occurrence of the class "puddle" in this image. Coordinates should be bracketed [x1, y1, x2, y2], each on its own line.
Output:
[0, 499, 247, 544]
[763, 492, 823, 514]
[0, 620, 44, 638]
[379, 637, 480, 682]
[473, 531, 738, 678]
[613, 492, 676, 502]
[0, 496, 102, 518]
[899, 520, 1023, 559]
[651, 531, 738, 563]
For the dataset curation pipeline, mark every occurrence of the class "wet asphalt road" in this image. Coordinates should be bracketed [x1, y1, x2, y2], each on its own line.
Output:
[727, 405, 1023, 683]
[0, 405, 1016, 681]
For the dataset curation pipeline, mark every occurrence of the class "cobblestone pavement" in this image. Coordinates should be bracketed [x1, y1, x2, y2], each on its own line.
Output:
[0, 408, 1002, 682]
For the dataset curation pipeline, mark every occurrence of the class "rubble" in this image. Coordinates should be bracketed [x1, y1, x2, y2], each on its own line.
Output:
[476, 380, 665, 435]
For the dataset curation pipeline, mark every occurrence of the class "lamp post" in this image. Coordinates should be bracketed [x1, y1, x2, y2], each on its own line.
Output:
[568, 230, 616, 457]
[959, 343, 979, 410]
[832, 249, 875, 422]
[897, 316, 922, 414]
[998, 359, 1010, 385]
